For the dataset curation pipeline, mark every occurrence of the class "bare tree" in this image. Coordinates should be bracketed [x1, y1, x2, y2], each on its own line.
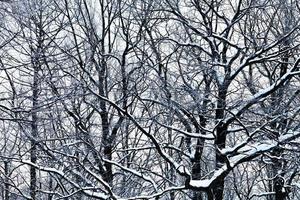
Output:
[0, 0, 299, 199]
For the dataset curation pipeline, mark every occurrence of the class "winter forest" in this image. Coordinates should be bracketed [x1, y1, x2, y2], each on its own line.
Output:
[0, 0, 299, 199]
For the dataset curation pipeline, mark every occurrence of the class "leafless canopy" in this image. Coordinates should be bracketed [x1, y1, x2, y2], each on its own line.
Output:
[0, 0, 300, 200]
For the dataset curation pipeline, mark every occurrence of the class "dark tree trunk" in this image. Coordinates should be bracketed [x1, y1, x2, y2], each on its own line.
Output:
[192, 138, 204, 200]
[213, 86, 228, 200]
[47, 175, 53, 200]
[4, 161, 9, 200]
[30, 64, 39, 200]
[99, 57, 113, 184]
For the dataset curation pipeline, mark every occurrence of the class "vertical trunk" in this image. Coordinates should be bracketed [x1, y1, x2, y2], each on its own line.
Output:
[273, 151, 286, 200]
[29, 6, 45, 198]
[192, 79, 210, 200]
[213, 124, 227, 199]
[213, 86, 228, 199]
[121, 120, 130, 194]
[30, 63, 39, 200]
[47, 175, 53, 200]
[191, 138, 204, 200]
[270, 24, 289, 200]
[4, 161, 9, 200]
[168, 119, 175, 200]
[99, 47, 112, 185]
[169, 168, 175, 200]
[74, 126, 82, 200]
[99, 72, 112, 184]
[163, 63, 175, 200]
[99, 0, 113, 184]
[191, 123, 205, 200]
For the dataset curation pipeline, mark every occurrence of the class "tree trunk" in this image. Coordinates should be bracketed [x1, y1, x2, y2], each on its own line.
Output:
[99, 62, 113, 184]
[213, 86, 228, 199]
[30, 64, 39, 200]
[4, 161, 9, 200]
[192, 138, 204, 200]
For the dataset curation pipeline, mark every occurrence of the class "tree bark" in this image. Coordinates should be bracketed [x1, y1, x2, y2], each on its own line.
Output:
[213, 86, 228, 199]
[30, 63, 39, 200]
[4, 161, 9, 200]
